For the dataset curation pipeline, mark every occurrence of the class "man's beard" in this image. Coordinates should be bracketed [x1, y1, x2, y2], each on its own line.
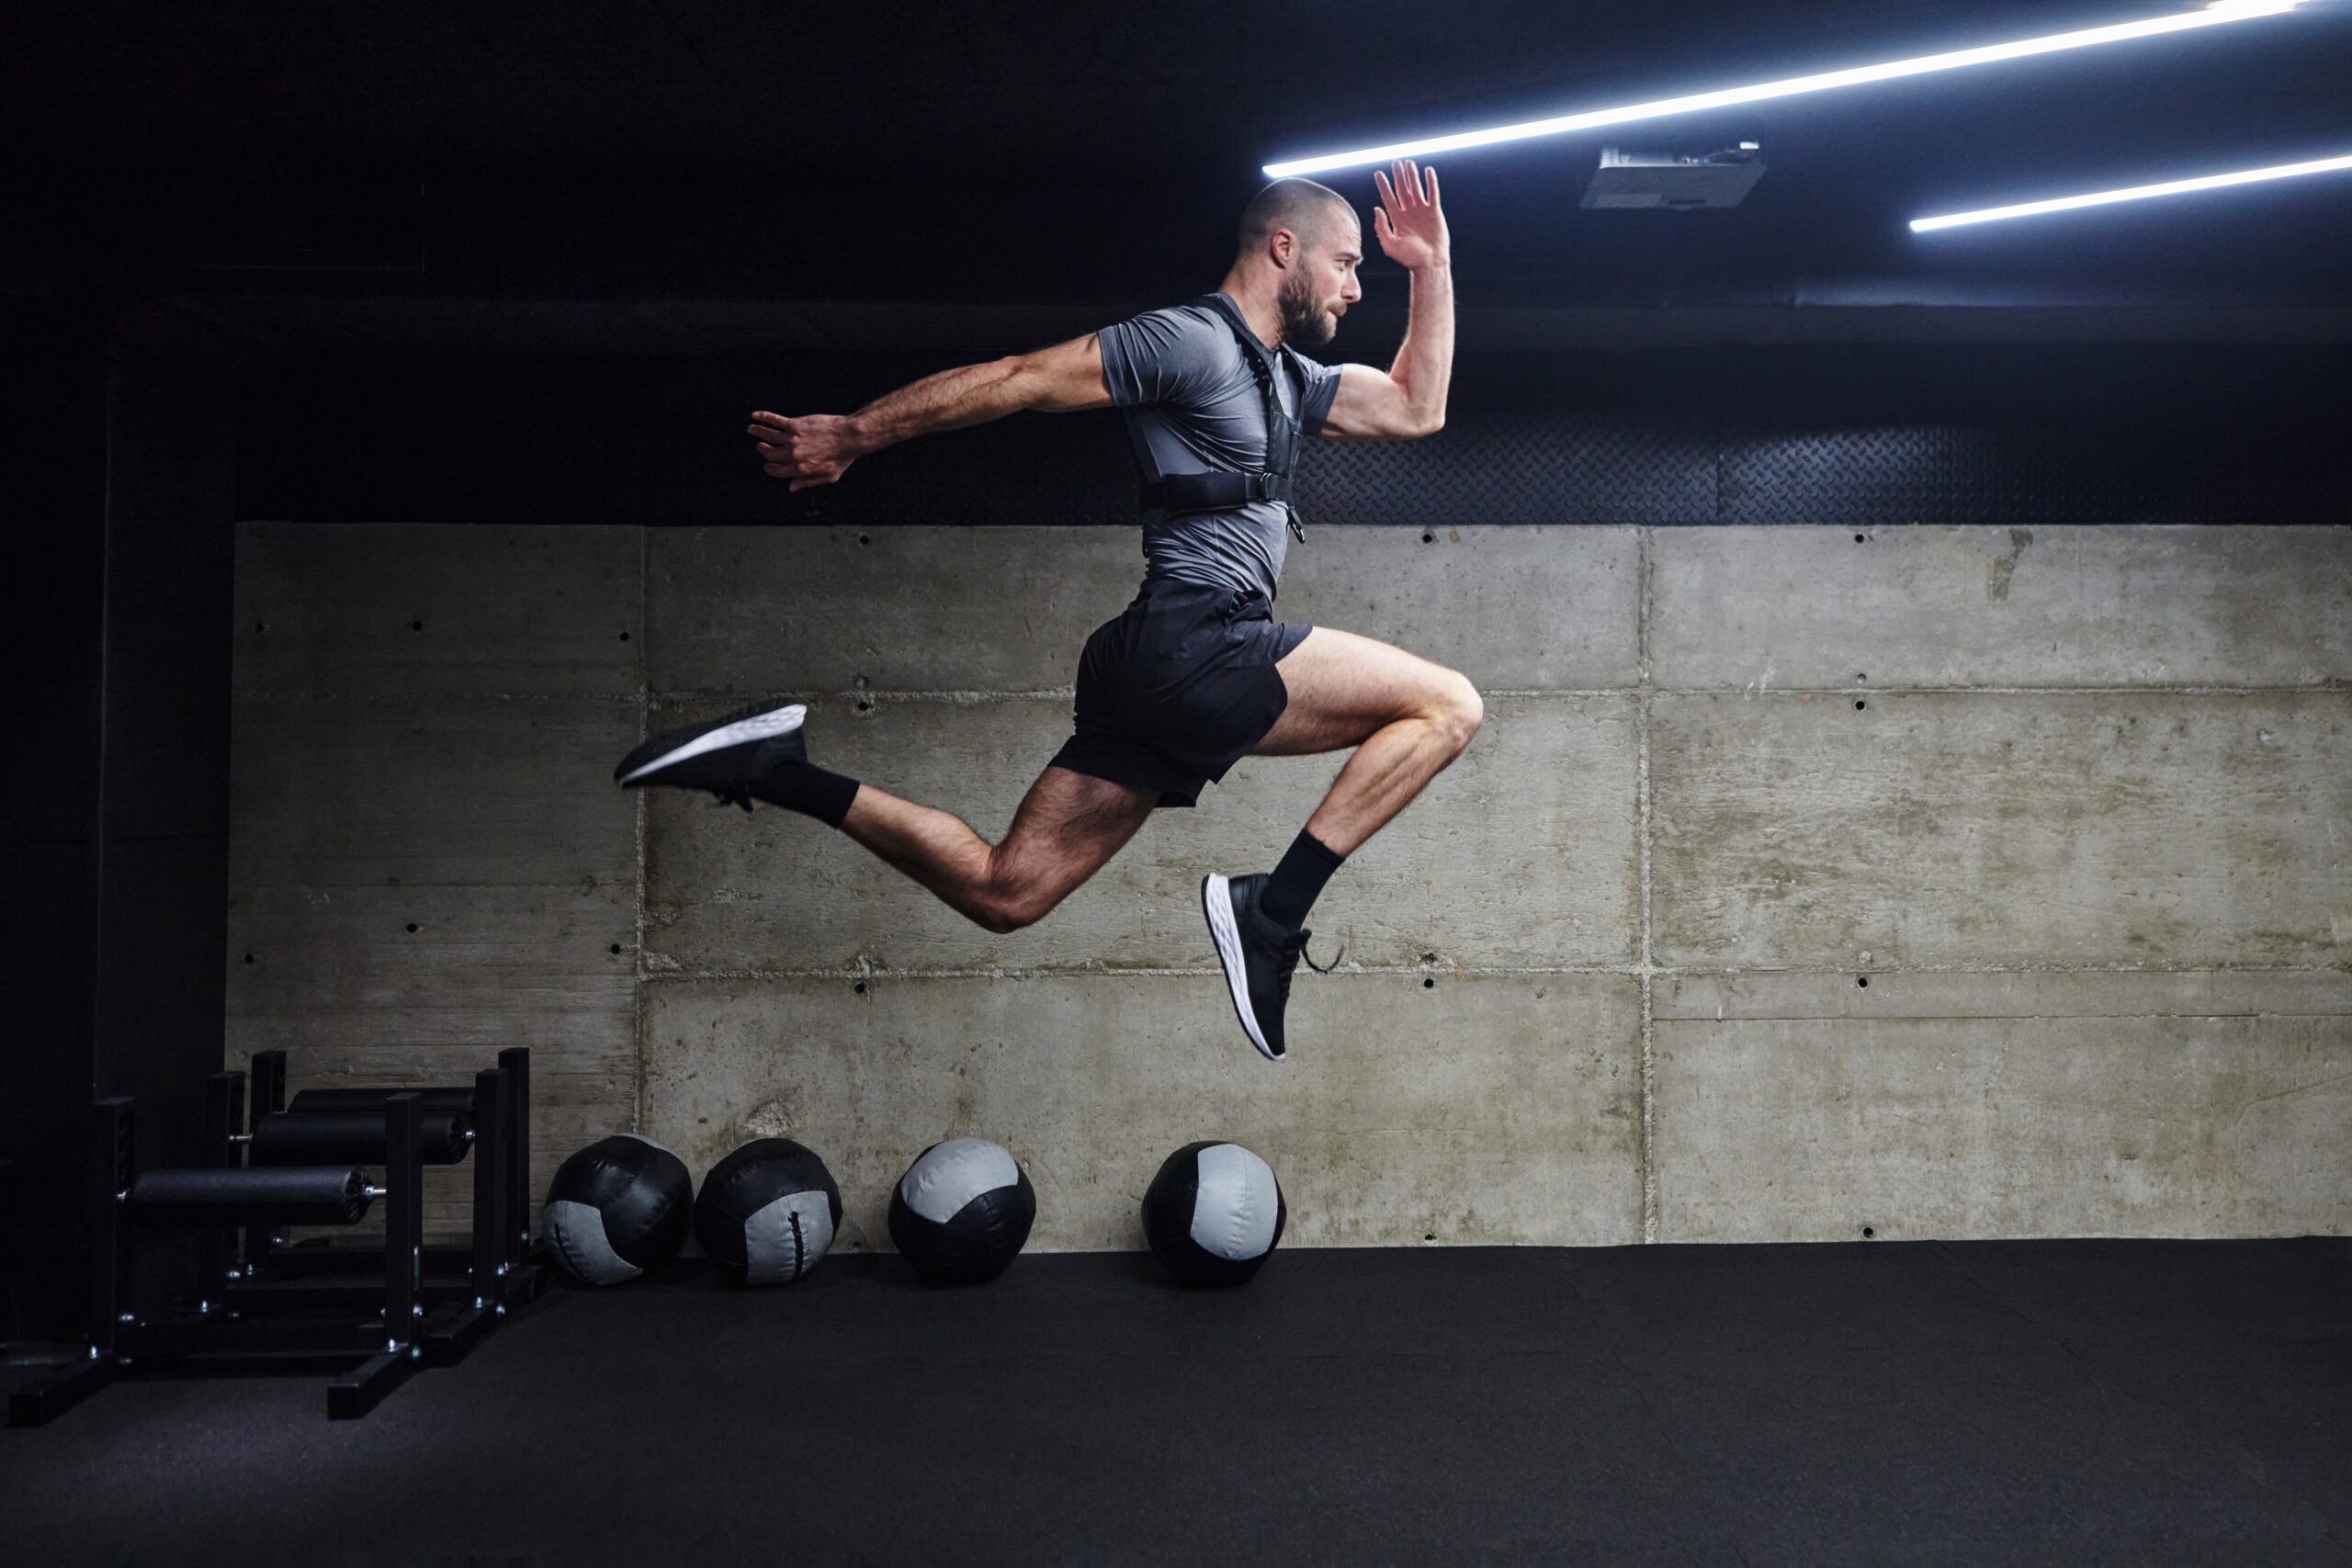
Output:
[1275, 271, 1337, 350]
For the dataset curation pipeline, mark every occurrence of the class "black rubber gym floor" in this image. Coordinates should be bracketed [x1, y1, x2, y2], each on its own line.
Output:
[4, 1238, 2347, 1566]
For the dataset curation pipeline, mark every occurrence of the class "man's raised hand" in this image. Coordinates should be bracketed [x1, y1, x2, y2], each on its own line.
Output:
[1372, 159, 1447, 272]
[747, 411, 863, 491]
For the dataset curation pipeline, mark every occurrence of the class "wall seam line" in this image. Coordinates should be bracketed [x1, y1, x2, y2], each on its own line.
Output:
[628, 963, 2346, 980]
[633, 525, 650, 1137]
[1638, 525, 1658, 1246]
[229, 682, 2352, 703]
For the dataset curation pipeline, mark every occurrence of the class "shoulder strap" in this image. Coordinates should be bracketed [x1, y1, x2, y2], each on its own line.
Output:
[1136, 293, 1305, 541]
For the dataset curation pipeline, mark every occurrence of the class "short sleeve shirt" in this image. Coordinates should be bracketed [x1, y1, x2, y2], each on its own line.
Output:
[1097, 292, 1342, 602]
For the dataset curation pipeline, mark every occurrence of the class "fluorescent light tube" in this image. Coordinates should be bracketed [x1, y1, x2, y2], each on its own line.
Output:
[1261, 1, 2307, 178]
[1910, 151, 2352, 229]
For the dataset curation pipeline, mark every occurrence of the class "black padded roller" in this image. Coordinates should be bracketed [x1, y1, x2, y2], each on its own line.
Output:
[130, 1167, 370, 1226]
[250, 1108, 473, 1166]
[288, 1086, 478, 1113]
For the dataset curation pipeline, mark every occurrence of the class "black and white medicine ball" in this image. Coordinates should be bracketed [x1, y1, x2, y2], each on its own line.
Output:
[692, 1137, 843, 1285]
[542, 1134, 695, 1286]
[1142, 1141, 1286, 1287]
[886, 1137, 1035, 1285]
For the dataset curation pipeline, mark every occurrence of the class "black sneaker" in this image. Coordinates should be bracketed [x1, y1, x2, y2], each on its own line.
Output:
[614, 698, 808, 811]
[1201, 872, 1342, 1062]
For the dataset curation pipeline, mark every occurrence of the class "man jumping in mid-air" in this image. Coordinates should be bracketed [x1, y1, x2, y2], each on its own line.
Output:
[615, 159, 1473, 1062]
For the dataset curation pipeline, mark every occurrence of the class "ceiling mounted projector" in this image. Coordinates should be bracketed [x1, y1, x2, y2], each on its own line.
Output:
[1580, 143, 1767, 209]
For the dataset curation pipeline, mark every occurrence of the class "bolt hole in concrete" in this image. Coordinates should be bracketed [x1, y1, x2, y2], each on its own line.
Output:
[1863, 1226, 1876, 1238]
[1855, 700, 1867, 710]
[854, 981, 867, 995]
[405, 923, 420, 934]
[858, 533, 871, 546]
[1857, 673, 1866, 682]
[609, 943, 622, 955]
[618, 630, 630, 641]
[1422, 977, 1435, 989]
[1421, 530, 1434, 543]
[856, 700, 872, 713]
[242, 954, 254, 965]
[1854, 533, 1866, 543]
[1858, 976, 1869, 987]
[253, 622, 266, 633]
[1424, 1233, 1436, 1242]
[410, 619, 424, 631]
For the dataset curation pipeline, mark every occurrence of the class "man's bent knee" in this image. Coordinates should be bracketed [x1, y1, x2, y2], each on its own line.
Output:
[1435, 671, 1483, 754]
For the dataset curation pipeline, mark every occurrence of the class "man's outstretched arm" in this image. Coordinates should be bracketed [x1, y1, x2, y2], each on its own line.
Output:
[1321, 160, 1453, 442]
[748, 333, 1113, 491]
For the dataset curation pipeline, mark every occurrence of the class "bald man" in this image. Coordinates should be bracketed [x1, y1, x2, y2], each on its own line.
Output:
[616, 160, 1468, 1063]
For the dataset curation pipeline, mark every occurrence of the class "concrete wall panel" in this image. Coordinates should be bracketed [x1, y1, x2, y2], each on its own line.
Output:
[650, 525, 1137, 694]
[1651, 525, 2352, 690]
[644, 694, 1637, 973]
[228, 696, 639, 886]
[1651, 691, 2350, 969]
[641, 973, 1642, 1254]
[1654, 971, 2352, 1242]
[649, 525, 1643, 696]
[235, 522, 642, 698]
[1272, 525, 1643, 690]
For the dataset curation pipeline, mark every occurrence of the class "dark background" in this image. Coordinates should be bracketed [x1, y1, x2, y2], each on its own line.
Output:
[5, 0, 2347, 1341]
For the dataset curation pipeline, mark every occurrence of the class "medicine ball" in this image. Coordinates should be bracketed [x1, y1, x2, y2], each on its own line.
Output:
[692, 1137, 842, 1285]
[542, 1134, 694, 1286]
[1142, 1141, 1286, 1287]
[886, 1137, 1035, 1285]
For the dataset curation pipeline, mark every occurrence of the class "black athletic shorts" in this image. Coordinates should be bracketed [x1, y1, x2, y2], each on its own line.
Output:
[1049, 577, 1314, 808]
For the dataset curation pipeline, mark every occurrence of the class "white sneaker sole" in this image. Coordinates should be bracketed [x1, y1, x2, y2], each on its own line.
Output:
[1202, 873, 1281, 1062]
[618, 703, 807, 785]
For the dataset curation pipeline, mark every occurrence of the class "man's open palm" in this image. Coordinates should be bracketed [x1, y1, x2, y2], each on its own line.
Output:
[1373, 159, 1446, 271]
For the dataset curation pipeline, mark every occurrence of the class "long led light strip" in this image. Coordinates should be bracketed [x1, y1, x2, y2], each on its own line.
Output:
[1911, 152, 2352, 228]
[1261, 0, 2307, 178]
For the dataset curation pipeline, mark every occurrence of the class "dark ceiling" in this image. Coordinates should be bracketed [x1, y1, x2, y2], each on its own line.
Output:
[9, 0, 2352, 339]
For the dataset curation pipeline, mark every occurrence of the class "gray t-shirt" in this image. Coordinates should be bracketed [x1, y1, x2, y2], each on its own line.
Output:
[1098, 293, 1343, 603]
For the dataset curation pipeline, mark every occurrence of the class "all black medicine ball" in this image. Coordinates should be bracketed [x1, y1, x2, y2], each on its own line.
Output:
[887, 1137, 1035, 1285]
[692, 1137, 843, 1285]
[1142, 1141, 1286, 1287]
[543, 1134, 695, 1285]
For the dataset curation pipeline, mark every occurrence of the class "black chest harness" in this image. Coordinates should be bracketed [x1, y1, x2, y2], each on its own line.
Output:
[1127, 292, 1307, 544]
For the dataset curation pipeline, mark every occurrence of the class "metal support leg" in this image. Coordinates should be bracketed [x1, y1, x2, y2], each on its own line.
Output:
[327, 1094, 422, 1419]
[6, 1100, 132, 1427]
[422, 1067, 505, 1365]
[242, 1052, 287, 1275]
[198, 1072, 243, 1314]
[497, 1048, 530, 1260]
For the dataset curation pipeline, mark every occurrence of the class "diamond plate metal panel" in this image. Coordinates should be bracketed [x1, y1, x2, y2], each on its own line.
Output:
[1298, 414, 1715, 525]
[236, 344, 2352, 529]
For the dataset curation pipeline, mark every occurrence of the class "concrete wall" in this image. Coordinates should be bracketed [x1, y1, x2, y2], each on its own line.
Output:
[228, 522, 2351, 1247]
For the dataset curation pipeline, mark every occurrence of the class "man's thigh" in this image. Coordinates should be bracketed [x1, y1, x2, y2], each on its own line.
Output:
[990, 764, 1158, 902]
[1253, 626, 1466, 758]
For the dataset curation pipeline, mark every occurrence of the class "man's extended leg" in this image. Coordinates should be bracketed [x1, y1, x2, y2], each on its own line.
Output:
[615, 697, 1155, 935]
[1202, 626, 1483, 1060]
[837, 765, 1157, 934]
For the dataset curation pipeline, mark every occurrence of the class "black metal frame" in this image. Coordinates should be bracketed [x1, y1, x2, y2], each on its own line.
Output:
[7, 1048, 541, 1427]
[9, 1089, 424, 1424]
[236, 1047, 542, 1344]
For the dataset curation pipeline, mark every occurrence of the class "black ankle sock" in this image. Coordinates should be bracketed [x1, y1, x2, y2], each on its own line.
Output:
[752, 759, 861, 829]
[1259, 829, 1344, 931]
